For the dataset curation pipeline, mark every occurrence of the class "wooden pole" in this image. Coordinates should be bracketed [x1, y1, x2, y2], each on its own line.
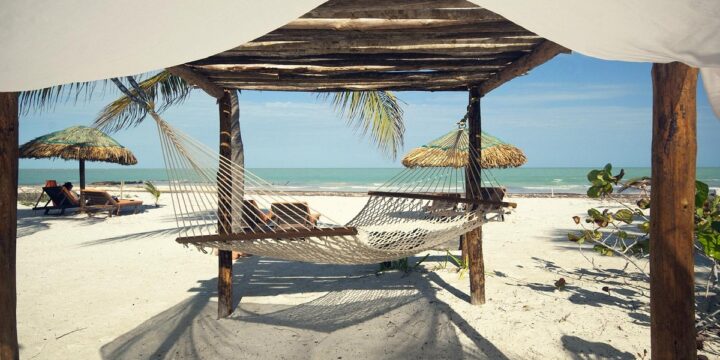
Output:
[0, 92, 19, 360]
[79, 159, 85, 190]
[650, 62, 698, 359]
[228, 90, 246, 259]
[217, 90, 235, 318]
[465, 86, 485, 305]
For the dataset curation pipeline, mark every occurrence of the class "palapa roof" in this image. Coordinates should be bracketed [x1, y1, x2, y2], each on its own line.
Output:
[19, 126, 137, 165]
[170, 0, 569, 94]
[402, 128, 526, 168]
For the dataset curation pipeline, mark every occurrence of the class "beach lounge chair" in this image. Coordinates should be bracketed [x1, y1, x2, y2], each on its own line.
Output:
[81, 189, 143, 216]
[479, 187, 507, 221]
[32, 185, 81, 215]
[424, 192, 462, 216]
[240, 199, 273, 230]
[270, 202, 320, 230]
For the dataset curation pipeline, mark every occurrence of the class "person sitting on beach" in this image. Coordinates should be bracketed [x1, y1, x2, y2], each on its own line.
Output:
[62, 182, 80, 202]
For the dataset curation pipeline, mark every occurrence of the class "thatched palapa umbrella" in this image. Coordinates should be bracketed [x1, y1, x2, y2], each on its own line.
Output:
[19, 126, 137, 189]
[402, 127, 526, 169]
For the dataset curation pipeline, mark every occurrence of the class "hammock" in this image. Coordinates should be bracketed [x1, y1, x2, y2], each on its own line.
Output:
[151, 113, 514, 265]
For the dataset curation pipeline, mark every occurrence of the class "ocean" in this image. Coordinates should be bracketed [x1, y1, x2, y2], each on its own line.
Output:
[18, 167, 720, 194]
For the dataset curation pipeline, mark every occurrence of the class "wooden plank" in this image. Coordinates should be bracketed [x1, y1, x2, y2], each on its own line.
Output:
[204, 69, 493, 83]
[223, 42, 537, 57]
[194, 62, 507, 75]
[465, 86, 485, 305]
[217, 90, 233, 319]
[305, 5, 499, 21]
[649, 62, 698, 360]
[367, 190, 516, 208]
[0, 92, 18, 360]
[261, 26, 535, 42]
[232, 37, 539, 53]
[177, 227, 359, 244]
[190, 51, 528, 65]
[209, 83, 470, 92]
[284, 17, 504, 31]
[479, 40, 570, 96]
[166, 65, 225, 99]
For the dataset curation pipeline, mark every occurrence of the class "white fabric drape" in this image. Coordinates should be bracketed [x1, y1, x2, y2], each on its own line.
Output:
[470, 0, 720, 117]
[1, 0, 719, 117]
[0, 0, 323, 91]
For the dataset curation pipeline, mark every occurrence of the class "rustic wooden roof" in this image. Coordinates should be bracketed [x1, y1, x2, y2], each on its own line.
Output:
[174, 0, 569, 94]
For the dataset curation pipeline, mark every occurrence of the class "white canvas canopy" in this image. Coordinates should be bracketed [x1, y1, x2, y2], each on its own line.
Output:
[0, 0, 718, 116]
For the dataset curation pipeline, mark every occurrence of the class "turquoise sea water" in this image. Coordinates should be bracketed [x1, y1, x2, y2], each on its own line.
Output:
[18, 167, 720, 194]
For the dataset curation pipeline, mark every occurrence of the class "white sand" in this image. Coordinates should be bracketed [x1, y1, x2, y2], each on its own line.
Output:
[16, 191, 668, 359]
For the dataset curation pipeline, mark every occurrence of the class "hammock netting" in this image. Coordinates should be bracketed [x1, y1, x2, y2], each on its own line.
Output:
[153, 114, 512, 265]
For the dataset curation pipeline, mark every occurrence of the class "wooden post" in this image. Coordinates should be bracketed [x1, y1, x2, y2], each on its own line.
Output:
[79, 159, 85, 190]
[229, 90, 246, 258]
[465, 86, 485, 305]
[0, 92, 19, 360]
[650, 63, 698, 359]
[217, 90, 235, 318]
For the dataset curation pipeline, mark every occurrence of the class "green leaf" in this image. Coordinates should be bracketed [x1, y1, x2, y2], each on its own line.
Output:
[697, 233, 720, 261]
[638, 221, 650, 233]
[587, 169, 602, 182]
[617, 231, 628, 239]
[568, 233, 581, 242]
[615, 209, 634, 224]
[603, 163, 612, 174]
[318, 91, 405, 159]
[696, 181, 710, 208]
[588, 208, 603, 220]
[636, 197, 650, 210]
[587, 186, 602, 198]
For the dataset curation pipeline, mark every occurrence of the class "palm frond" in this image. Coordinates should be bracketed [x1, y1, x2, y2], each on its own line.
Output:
[319, 91, 405, 158]
[94, 71, 192, 133]
[19, 81, 103, 114]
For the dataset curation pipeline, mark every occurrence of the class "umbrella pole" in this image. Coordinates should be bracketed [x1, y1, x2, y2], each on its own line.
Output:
[79, 159, 85, 211]
[79, 159, 85, 190]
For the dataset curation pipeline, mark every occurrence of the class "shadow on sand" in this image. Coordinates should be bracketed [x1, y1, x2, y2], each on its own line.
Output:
[100, 256, 508, 359]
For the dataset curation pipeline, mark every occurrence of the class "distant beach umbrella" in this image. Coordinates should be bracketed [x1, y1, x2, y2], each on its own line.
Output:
[19, 125, 137, 189]
[402, 127, 526, 169]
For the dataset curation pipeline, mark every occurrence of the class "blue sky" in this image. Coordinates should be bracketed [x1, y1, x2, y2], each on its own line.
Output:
[19, 54, 720, 169]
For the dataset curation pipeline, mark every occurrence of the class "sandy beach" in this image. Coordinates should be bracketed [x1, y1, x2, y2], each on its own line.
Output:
[16, 188, 698, 359]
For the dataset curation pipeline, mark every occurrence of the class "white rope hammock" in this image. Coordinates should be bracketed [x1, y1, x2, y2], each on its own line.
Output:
[110, 77, 514, 265]
[151, 113, 513, 264]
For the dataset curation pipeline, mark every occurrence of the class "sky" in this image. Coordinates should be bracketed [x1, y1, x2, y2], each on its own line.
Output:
[19, 54, 720, 169]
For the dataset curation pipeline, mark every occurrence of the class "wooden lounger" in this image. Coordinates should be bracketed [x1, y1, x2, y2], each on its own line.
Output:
[32, 186, 81, 215]
[270, 202, 321, 230]
[81, 189, 143, 216]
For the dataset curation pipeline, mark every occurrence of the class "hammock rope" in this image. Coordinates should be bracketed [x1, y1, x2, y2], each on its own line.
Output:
[149, 114, 511, 264]
[110, 78, 513, 264]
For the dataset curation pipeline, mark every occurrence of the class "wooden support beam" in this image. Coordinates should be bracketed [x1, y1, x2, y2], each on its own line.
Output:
[262, 26, 534, 42]
[367, 191, 516, 208]
[177, 227, 359, 244]
[166, 65, 225, 99]
[465, 86, 485, 305]
[305, 5, 501, 21]
[190, 51, 527, 66]
[204, 69, 493, 84]
[0, 92, 19, 360]
[217, 90, 235, 319]
[194, 62, 507, 75]
[210, 82, 468, 92]
[284, 17, 503, 31]
[478, 40, 570, 96]
[649, 62, 698, 360]
[223, 43, 537, 57]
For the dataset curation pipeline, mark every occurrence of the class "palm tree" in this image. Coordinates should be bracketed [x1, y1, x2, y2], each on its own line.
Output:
[92, 71, 405, 158]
